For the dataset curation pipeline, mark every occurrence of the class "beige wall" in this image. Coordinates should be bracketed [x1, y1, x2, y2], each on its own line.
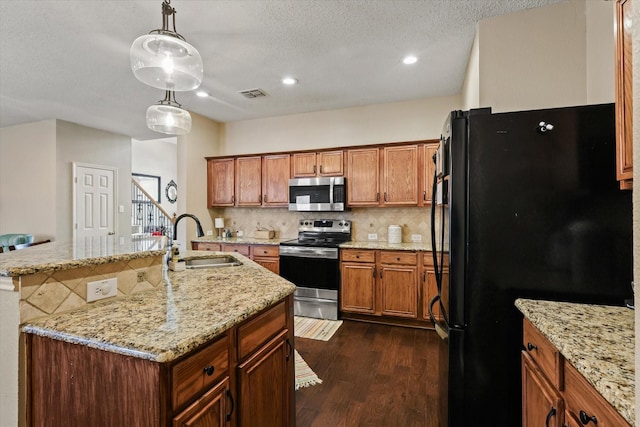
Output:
[0, 120, 133, 241]
[220, 95, 461, 156]
[0, 120, 57, 240]
[177, 112, 222, 248]
[132, 138, 178, 217]
[586, 0, 615, 104]
[461, 30, 480, 110]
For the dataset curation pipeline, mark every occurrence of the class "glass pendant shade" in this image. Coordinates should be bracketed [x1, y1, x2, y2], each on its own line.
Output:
[146, 103, 192, 135]
[130, 34, 203, 91]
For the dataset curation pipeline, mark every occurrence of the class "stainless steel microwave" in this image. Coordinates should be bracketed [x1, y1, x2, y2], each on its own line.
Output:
[288, 177, 346, 211]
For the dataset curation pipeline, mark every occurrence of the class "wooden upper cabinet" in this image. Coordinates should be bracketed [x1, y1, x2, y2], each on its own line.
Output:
[615, 0, 633, 189]
[291, 150, 344, 177]
[236, 156, 262, 206]
[262, 154, 291, 206]
[421, 144, 439, 205]
[208, 158, 235, 207]
[382, 145, 419, 206]
[346, 148, 380, 206]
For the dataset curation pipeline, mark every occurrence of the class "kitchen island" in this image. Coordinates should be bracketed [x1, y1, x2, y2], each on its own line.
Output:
[22, 249, 296, 426]
[516, 298, 634, 426]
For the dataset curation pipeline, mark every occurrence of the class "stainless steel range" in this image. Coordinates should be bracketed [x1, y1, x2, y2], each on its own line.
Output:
[279, 219, 351, 320]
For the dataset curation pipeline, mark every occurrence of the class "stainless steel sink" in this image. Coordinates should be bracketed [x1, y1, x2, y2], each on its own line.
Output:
[184, 256, 243, 269]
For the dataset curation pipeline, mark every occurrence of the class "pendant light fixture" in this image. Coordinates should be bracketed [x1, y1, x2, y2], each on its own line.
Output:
[146, 91, 192, 135]
[130, 0, 203, 92]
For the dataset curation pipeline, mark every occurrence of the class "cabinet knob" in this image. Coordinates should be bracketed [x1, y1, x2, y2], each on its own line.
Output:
[397, 257, 400, 261]
[203, 365, 215, 376]
[579, 411, 597, 425]
[356, 255, 360, 259]
[527, 342, 538, 351]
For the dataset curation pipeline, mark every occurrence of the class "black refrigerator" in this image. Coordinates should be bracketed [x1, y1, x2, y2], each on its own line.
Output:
[429, 103, 633, 427]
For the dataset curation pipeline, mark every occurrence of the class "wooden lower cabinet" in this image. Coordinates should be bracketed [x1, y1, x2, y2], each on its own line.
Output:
[522, 320, 631, 427]
[26, 297, 295, 427]
[522, 351, 563, 427]
[173, 378, 230, 427]
[237, 330, 290, 427]
[191, 242, 280, 274]
[341, 249, 437, 325]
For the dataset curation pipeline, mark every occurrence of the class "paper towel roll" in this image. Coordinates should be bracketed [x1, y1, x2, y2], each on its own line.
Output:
[214, 218, 224, 228]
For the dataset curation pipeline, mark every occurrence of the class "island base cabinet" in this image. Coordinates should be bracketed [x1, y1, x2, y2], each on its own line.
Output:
[237, 330, 291, 427]
[521, 351, 564, 427]
[173, 378, 230, 427]
[27, 335, 162, 427]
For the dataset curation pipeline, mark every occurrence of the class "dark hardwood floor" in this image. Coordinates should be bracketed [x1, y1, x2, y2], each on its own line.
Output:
[295, 320, 443, 427]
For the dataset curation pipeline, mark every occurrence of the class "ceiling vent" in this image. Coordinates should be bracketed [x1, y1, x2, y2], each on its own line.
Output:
[239, 88, 268, 99]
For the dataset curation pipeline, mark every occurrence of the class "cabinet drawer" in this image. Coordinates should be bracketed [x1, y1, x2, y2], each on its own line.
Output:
[193, 242, 222, 251]
[564, 360, 631, 427]
[522, 319, 562, 389]
[380, 251, 417, 265]
[172, 335, 229, 410]
[237, 300, 287, 360]
[341, 249, 375, 263]
[423, 252, 448, 267]
[251, 245, 279, 258]
[222, 244, 251, 256]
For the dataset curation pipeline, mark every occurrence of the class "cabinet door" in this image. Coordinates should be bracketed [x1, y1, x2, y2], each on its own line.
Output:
[346, 148, 380, 206]
[291, 152, 317, 177]
[208, 158, 235, 207]
[236, 156, 262, 206]
[522, 351, 564, 427]
[237, 330, 291, 427]
[341, 262, 376, 314]
[615, 0, 633, 188]
[317, 150, 344, 176]
[422, 144, 438, 205]
[379, 264, 418, 318]
[422, 266, 448, 322]
[382, 145, 419, 205]
[262, 154, 290, 206]
[173, 378, 229, 427]
[253, 257, 279, 275]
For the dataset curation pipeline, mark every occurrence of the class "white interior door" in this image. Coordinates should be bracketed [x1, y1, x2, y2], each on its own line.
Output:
[74, 164, 116, 239]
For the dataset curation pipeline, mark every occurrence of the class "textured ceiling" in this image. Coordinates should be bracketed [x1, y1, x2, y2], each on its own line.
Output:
[0, 0, 564, 140]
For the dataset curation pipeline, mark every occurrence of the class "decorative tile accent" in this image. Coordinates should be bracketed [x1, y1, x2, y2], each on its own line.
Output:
[18, 256, 165, 323]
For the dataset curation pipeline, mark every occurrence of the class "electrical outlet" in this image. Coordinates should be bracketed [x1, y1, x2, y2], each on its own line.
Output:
[206, 230, 213, 236]
[411, 234, 422, 242]
[87, 278, 118, 302]
[368, 233, 378, 241]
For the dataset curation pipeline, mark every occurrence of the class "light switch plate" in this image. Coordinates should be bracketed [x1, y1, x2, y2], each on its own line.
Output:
[87, 278, 118, 302]
[368, 233, 378, 241]
[411, 234, 422, 242]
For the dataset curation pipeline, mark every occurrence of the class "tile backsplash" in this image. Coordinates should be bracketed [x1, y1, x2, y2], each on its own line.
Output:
[209, 206, 448, 243]
[18, 255, 164, 323]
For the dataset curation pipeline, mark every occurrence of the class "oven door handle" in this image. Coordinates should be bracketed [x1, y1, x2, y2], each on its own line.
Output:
[279, 248, 338, 259]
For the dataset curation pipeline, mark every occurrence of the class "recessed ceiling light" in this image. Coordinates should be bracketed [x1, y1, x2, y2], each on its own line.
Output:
[196, 91, 209, 97]
[282, 77, 298, 85]
[403, 55, 418, 65]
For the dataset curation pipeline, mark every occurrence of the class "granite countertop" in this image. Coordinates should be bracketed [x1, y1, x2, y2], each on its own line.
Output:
[22, 251, 296, 363]
[515, 298, 634, 425]
[339, 241, 439, 251]
[0, 236, 167, 277]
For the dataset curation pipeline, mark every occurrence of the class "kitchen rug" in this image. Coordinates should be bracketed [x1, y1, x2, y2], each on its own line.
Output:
[294, 316, 343, 341]
[295, 350, 322, 390]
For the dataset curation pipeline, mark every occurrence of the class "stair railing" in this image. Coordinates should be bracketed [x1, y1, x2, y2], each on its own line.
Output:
[131, 178, 176, 241]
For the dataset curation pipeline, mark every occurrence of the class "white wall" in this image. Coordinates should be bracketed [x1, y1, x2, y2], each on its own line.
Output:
[221, 95, 461, 155]
[0, 120, 57, 240]
[56, 120, 132, 240]
[132, 138, 178, 217]
[461, 30, 480, 110]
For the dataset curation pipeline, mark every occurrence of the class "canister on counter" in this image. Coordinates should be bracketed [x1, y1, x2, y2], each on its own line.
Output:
[388, 225, 401, 244]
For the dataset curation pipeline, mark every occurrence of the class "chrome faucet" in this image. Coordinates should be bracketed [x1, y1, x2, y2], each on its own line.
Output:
[173, 213, 205, 241]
